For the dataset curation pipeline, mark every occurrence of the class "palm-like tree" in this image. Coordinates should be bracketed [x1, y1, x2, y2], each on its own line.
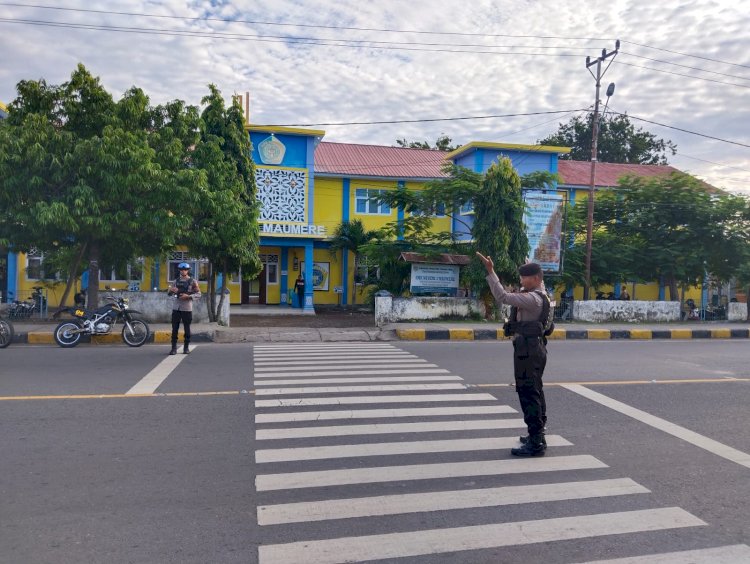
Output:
[329, 219, 378, 304]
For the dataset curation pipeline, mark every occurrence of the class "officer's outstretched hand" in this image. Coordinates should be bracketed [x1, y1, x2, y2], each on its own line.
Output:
[475, 252, 495, 276]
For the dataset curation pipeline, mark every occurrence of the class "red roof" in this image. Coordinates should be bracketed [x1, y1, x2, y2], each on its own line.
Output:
[313, 140, 693, 188]
[557, 160, 679, 187]
[314, 142, 447, 179]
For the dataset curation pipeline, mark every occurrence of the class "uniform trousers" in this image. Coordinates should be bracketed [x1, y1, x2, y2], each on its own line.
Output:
[513, 336, 548, 436]
[171, 310, 193, 345]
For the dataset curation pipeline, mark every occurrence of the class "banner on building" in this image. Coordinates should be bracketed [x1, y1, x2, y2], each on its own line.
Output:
[523, 190, 566, 273]
[410, 264, 460, 296]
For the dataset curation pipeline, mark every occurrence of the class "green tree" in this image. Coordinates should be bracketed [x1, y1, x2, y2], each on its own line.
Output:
[0, 65, 202, 309]
[183, 85, 261, 322]
[564, 173, 750, 300]
[539, 113, 677, 164]
[395, 135, 458, 152]
[328, 219, 379, 304]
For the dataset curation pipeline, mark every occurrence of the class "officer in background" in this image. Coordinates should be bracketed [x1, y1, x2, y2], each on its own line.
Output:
[167, 262, 201, 355]
[476, 253, 552, 457]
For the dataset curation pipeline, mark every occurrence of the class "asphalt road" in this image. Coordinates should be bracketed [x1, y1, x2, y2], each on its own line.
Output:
[1, 341, 749, 563]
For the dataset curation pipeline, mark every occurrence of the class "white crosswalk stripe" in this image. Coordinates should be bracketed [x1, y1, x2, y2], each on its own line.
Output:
[254, 405, 517, 423]
[252, 343, 715, 563]
[255, 454, 609, 491]
[258, 508, 705, 564]
[255, 418, 526, 440]
[253, 375, 463, 386]
[257, 478, 650, 524]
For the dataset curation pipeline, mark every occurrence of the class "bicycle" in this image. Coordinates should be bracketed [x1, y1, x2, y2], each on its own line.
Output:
[0, 317, 14, 348]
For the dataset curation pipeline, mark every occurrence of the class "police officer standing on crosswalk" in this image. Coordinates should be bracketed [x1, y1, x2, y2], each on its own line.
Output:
[477, 252, 553, 457]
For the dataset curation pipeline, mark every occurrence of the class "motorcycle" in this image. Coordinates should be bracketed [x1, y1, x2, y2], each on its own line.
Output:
[54, 295, 150, 348]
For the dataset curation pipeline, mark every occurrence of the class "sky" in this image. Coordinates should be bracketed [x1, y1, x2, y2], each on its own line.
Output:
[1, 0, 748, 193]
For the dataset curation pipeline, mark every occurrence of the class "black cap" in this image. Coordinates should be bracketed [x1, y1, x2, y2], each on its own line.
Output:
[518, 262, 542, 276]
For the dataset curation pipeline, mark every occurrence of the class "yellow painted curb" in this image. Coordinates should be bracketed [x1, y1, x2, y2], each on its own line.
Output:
[449, 328, 474, 340]
[27, 332, 54, 344]
[547, 329, 566, 340]
[496, 329, 512, 340]
[153, 330, 184, 343]
[711, 328, 732, 339]
[396, 328, 426, 341]
[630, 329, 653, 340]
[588, 329, 611, 340]
[670, 329, 693, 339]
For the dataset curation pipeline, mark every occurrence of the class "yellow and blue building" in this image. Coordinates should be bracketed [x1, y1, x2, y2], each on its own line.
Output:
[3, 112, 713, 310]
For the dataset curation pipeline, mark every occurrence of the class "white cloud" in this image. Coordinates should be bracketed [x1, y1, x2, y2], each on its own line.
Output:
[1, 0, 748, 192]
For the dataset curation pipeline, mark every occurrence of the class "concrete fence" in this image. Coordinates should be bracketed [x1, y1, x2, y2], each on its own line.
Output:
[99, 291, 230, 325]
[572, 300, 681, 322]
[728, 302, 748, 321]
[375, 296, 486, 327]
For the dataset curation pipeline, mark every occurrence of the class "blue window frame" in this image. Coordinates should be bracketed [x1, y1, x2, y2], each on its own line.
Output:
[355, 188, 391, 215]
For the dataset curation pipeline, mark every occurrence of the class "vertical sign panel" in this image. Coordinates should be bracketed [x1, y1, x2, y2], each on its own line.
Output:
[523, 190, 565, 273]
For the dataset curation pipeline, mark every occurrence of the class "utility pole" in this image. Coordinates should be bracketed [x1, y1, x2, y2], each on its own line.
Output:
[583, 40, 619, 300]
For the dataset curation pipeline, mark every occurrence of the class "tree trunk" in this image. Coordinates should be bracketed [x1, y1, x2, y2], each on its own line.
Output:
[746, 285, 750, 322]
[207, 262, 216, 323]
[352, 253, 358, 305]
[216, 259, 229, 326]
[667, 276, 679, 301]
[54, 242, 87, 316]
[87, 240, 100, 309]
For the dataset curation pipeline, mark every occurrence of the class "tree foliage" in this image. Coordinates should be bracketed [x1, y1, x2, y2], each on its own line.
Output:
[561, 173, 750, 299]
[328, 219, 379, 304]
[395, 135, 458, 152]
[182, 84, 261, 322]
[538, 113, 677, 164]
[0, 64, 201, 308]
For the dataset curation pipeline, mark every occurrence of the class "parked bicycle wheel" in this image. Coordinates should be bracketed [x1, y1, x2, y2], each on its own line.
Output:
[122, 319, 149, 347]
[0, 319, 13, 348]
[54, 320, 84, 348]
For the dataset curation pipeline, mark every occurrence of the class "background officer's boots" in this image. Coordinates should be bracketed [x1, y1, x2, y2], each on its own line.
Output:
[183, 343, 190, 354]
[511, 434, 547, 457]
[169, 343, 178, 355]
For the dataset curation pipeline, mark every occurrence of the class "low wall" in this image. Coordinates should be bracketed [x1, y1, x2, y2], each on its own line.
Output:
[572, 300, 680, 322]
[728, 302, 748, 321]
[375, 296, 486, 326]
[99, 291, 230, 325]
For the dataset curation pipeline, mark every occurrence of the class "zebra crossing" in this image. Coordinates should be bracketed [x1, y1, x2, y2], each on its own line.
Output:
[252, 342, 749, 563]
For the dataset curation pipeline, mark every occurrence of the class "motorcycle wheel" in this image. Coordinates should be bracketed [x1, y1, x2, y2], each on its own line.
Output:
[54, 320, 83, 348]
[0, 319, 14, 348]
[122, 319, 149, 347]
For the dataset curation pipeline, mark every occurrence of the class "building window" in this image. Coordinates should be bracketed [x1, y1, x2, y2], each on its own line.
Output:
[25, 248, 58, 280]
[355, 188, 391, 215]
[412, 202, 446, 218]
[356, 256, 380, 284]
[168, 251, 209, 282]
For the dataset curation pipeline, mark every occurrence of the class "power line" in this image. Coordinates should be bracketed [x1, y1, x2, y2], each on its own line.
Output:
[609, 111, 750, 149]
[261, 109, 585, 127]
[5, 2, 748, 73]
[620, 39, 750, 71]
[0, 17, 589, 57]
[619, 51, 750, 82]
[614, 60, 750, 90]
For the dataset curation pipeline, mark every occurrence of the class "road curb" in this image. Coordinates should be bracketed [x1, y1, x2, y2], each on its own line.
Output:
[396, 328, 750, 341]
[14, 329, 213, 346]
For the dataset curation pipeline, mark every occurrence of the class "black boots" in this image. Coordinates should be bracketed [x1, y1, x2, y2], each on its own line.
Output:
[183, 344, 190, 354]
[169, 344, 178, 355]
[519, 434, 548, 446]
[511, 434, 547, 457]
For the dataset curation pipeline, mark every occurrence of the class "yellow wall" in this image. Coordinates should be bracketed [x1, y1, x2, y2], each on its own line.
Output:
[314, 177, 344, 236]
